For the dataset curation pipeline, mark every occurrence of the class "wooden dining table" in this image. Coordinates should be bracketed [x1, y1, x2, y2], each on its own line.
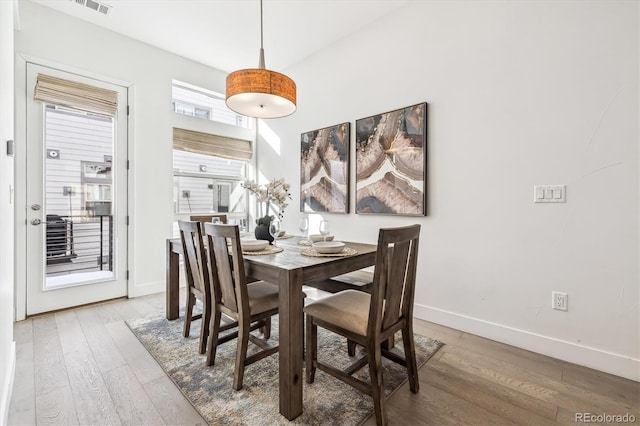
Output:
[165, 234, 377, 420]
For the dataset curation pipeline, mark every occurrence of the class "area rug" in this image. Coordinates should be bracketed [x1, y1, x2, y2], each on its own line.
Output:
[126, 313, 442, 426]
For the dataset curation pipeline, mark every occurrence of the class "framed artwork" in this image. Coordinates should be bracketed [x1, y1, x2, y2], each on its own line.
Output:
[355, 102, 427, 216]
[300, 122, 350, 213]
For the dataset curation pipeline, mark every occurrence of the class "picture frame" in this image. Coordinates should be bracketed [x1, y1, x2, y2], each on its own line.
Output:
[300, 122, 350, 213]
[355, 102, 427, 216]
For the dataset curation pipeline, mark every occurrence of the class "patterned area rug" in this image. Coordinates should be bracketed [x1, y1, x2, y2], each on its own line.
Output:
[127, 313, 442, 426]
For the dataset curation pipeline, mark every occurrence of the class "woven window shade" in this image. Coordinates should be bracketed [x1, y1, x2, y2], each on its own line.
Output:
[173, 128, 252, 161]
[34, 73, 119, 116]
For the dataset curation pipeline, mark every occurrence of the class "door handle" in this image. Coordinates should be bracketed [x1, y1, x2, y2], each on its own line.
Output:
[31, 218, 42, 225]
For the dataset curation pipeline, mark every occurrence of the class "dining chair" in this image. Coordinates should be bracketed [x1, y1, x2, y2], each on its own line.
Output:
[304, 224, 421, 426]
[178, 220, 211, 355]
[190, 214, 228, 224]
[203, 222, 280, 390]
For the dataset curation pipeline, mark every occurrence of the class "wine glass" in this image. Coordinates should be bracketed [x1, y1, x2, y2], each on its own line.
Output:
[298, 217, 309, 244]
[269, 219, 281, 248]
[319, 220, 330, 242]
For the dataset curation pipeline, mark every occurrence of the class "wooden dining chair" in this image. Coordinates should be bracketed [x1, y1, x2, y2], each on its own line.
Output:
[178, 220, 211, 355]
[203, 223, 280, 390]
[304, 224, 421, 426]
[190, 214, 228, 225]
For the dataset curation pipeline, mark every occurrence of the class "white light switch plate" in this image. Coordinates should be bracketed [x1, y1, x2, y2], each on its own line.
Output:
[534, 185, 565, 203]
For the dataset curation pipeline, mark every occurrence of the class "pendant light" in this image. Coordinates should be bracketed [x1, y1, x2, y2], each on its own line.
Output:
[225, 0, 297, 119]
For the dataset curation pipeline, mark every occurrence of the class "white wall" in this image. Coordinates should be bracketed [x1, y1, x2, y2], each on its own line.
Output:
[259, 1, 639, 380]
[13, 0, 251, 307]
[0, 0, 16, 422]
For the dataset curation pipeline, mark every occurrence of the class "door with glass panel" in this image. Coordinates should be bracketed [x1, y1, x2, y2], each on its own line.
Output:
[25, 63, 128, 315]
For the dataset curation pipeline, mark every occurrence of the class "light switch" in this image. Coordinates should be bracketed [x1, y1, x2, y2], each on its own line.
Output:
[534, 185, 566, 203]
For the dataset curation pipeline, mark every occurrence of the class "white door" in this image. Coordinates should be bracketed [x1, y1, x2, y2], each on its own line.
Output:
[26, 63, 128, 315]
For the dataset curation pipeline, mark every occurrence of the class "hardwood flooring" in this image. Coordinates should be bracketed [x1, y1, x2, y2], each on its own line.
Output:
[8, 291, 639, 425]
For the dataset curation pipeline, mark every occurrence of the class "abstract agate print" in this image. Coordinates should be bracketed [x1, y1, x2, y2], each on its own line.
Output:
[355, 103, 427, 216]
[300, 122, 350, 213]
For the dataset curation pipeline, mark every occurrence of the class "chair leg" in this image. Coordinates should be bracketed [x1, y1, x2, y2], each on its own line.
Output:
[206, 309, 222, 366]
[199, 297, 211, 354]
[305, 316, 317, 383]
[233, 320, 250, 390]
[347, 339, 356, 356]
[367, 339, 387, 426]
[401, 324, 419, 393]
[263, 316, 271, 339]
[183, 292, 195, 338]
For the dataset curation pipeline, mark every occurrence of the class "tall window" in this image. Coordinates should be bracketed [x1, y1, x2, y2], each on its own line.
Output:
[173, 154, 247, 214]
[172, 80, 251, 128]
[172, 128, 251, 217]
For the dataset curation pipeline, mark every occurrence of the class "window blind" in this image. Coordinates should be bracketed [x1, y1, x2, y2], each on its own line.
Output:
[34, 73, 119, 116]
[173, 128, 252, 161]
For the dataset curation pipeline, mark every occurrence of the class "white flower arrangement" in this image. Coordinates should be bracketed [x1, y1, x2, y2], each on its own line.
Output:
[242, 178, 292, 226]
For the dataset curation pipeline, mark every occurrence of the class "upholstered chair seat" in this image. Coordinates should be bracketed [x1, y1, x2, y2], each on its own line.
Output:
[246, 281, 279, 314]
[303, 290, 370, 336]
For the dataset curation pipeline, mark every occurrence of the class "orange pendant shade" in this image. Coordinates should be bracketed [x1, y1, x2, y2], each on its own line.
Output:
[226, 68, 296, 119]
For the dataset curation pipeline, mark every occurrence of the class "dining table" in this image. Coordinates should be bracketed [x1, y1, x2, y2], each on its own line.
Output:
[165, 233, 377, 420]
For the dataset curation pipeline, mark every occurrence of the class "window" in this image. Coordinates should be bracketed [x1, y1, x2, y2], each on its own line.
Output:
[172, 80, 250, 128]
[172, 128, 251, 217]
[43, 104, 115, 219]
[171, 101, 212, 120]
[173, 156, 247, 214]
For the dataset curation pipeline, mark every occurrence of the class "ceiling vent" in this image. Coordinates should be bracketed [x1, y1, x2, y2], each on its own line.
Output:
[70, 0, 112, 16]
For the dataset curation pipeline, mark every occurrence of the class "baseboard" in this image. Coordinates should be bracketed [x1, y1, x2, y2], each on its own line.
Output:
[1, 341, 16, 426]
[414, 304, 639, 382]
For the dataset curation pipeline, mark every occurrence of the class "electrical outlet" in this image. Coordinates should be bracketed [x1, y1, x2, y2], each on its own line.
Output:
[552, 291, 568, 311]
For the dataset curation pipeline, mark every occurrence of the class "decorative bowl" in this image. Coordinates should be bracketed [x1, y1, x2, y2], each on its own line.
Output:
[312, 241, 345, 254]
[241, 240, 269, 252]
[309, 234, 334, 242]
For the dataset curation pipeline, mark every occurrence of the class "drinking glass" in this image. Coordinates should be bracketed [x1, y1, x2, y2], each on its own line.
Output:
[298, 217, 309, 243]
[319, 220, 330, 241]
[269, 219, 281, 248]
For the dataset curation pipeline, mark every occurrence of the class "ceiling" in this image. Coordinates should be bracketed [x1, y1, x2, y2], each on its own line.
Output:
[30, 0, 408, 73]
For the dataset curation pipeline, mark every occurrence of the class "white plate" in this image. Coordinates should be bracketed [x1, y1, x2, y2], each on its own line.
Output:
[309, 234, 334, 242]
[312, 241, 345, 254]
[241, 240, 269, 252]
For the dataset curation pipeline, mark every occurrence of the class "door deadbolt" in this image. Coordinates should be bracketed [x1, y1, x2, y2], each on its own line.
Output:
[31, 204, 41, 211]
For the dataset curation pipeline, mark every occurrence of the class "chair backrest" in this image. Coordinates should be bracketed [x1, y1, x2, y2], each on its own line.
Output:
[190, 214, 228, 225]
[178, 220, 210, 300]
[204, 223, 250, 318]
[368, 224, 421, 336]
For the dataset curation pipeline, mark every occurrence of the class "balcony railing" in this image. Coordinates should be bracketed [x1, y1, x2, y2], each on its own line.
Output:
[46, 214, 113, 277]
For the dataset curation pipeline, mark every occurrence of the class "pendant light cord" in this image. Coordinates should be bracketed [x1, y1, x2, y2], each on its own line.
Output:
[258, 0, 266, 69]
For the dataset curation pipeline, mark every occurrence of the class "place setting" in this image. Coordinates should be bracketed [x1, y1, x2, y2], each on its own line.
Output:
[299, 220, 357, 257]
[297, 217, 332, 246]
[241, 218, 284, 255]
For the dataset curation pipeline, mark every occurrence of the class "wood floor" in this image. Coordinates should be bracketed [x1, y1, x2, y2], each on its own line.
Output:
[8, 291, 639, 425]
